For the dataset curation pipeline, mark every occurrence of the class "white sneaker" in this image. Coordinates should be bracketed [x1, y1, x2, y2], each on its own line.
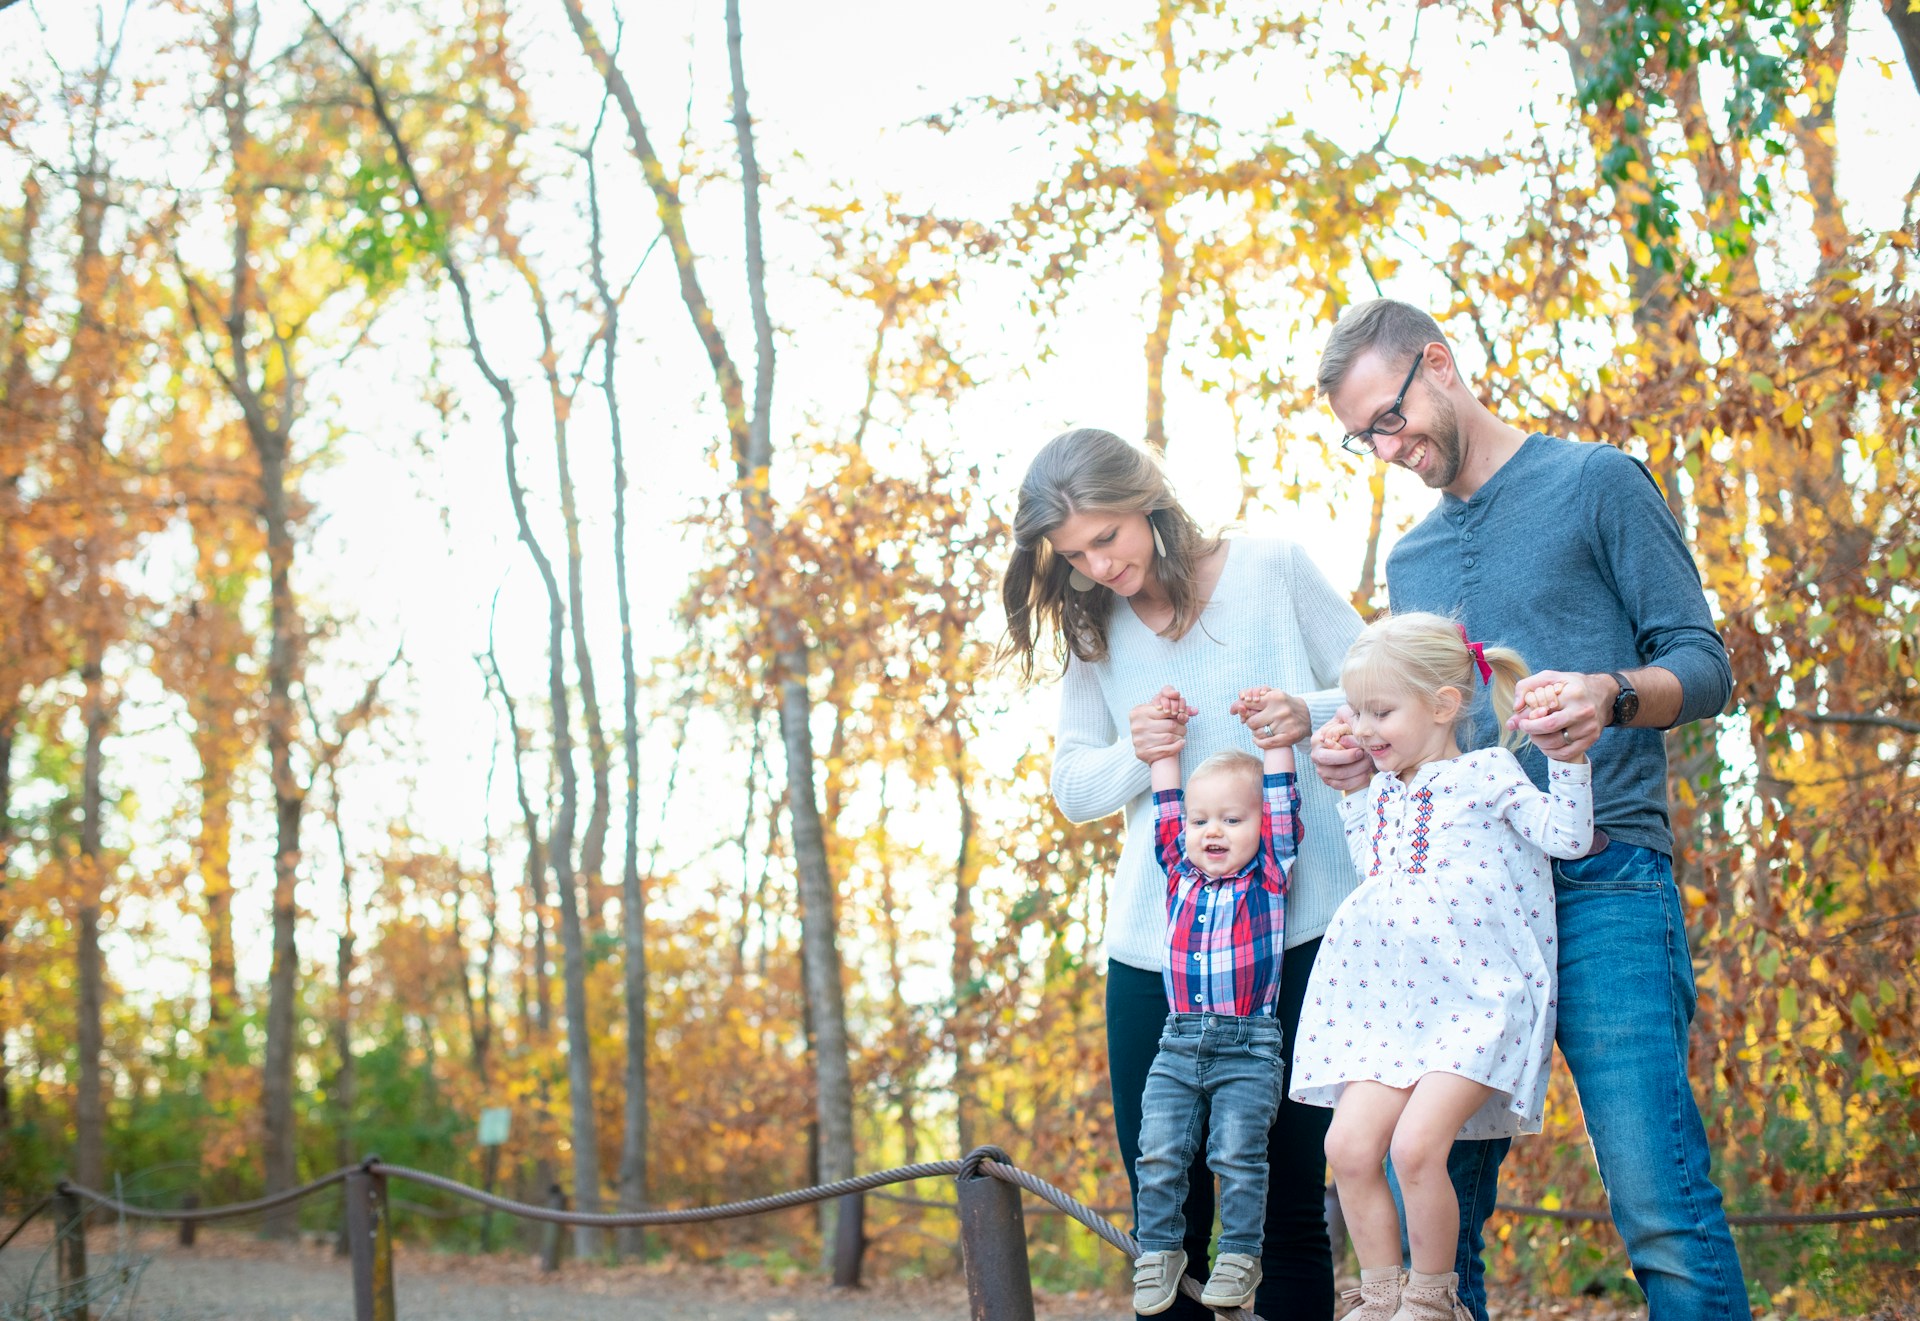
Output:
[1201, 1251, 1262, 1309]
[1132, 1248, 1188, 1316]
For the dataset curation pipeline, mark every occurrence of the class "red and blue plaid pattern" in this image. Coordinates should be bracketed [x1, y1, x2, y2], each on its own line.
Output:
[1156, 771, 1303, 1018]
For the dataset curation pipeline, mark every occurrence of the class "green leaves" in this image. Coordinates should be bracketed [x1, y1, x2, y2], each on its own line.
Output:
[334, 153, 444, 295]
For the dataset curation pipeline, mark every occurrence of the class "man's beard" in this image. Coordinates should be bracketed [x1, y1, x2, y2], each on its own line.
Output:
[1413, 392, 1463, 489]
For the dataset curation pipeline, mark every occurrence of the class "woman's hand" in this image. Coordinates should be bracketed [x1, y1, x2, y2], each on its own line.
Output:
[1130, 685, 1195, 764]
[1230, 686, 1310, 748]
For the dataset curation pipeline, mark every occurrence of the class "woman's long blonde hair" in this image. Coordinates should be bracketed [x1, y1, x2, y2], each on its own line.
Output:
[999, 428, 1221, 683]
[1341, 611, 1530, 751]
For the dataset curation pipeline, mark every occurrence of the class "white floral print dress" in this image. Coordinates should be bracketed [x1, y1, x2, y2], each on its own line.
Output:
[1289, 748, 1593, 1138]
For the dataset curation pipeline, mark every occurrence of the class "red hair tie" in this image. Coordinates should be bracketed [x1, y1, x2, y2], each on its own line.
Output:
[1456, 623, 1493, 685]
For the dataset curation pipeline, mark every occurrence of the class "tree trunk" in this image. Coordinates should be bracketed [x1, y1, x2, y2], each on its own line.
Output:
[61, 27, 122, 1197]
[193, 14, 310, 1234]
[558, 0, 750, 465]
[727, 0, 857, 1237]
[1884, 0, 1920, 97]
[874, 793, 917, 1163]
[258, 431, 305, 1236]
[75, 627, 108, 1192]
[1142, 0, 1181, 455]
[0, 713, 13, 1132]
[326, 776, 355, 1254]
[197, 729, 239, 1024]
[946, 729, 979, 1157]
[566, 0, 857, 1240]
[587, 129, 651, 1256]
[485, 638, 551, 1036]
[310, 20, 607, 1251]
[509, 250, 613, 932]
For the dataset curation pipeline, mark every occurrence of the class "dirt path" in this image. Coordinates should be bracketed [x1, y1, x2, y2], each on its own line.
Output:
[0, 1223, 1692, 1321]
[0, 1225, 1120, 1320]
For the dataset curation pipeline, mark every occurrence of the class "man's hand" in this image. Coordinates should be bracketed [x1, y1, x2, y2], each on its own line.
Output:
[1131, 685, 1196, 764]
[1510, 670, 1612, 759]
[1230, 685, 1310, 747]
[1310, 705, 1372, 792]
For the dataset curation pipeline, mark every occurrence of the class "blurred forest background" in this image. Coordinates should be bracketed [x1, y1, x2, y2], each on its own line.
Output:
[0, 0, 1916, 1312]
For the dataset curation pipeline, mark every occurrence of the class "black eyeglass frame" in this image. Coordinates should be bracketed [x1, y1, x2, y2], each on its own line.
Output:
[1339, 354, 1423, 456]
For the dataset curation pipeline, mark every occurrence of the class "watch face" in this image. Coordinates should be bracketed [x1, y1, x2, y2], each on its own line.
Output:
[1615, 689, 1639, 723]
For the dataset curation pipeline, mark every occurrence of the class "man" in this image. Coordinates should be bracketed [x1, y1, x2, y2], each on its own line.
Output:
[1309, 299, 1748, 1321]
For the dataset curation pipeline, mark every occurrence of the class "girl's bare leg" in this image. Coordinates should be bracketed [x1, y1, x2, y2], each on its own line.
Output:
[1389, 1073, 1499, 1274]
[1323, 1081, 1411, 1271]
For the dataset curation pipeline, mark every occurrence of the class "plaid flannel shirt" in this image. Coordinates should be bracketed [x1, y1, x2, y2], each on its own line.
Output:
[1156, 771, 1303, 1018]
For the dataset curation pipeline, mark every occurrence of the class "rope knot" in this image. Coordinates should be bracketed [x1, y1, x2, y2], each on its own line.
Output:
[957, 1144, 1013, 1181]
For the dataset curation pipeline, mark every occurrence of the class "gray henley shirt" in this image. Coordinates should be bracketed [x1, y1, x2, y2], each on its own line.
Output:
[1385, 434, 1732, 857]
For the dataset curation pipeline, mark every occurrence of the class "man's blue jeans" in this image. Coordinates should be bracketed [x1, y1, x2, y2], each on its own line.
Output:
[1135, 1012, 1284, 1258]
[1446, 843, 1748, 1321]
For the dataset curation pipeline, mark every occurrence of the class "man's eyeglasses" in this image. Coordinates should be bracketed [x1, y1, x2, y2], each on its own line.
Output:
[1339, 355, 1422, 456]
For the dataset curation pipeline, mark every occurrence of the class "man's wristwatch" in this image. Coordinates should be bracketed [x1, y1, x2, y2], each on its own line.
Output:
[1605, 671, 1639, 727]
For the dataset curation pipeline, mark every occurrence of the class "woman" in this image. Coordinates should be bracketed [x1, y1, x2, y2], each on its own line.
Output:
[1001, 427, 1362, 1320]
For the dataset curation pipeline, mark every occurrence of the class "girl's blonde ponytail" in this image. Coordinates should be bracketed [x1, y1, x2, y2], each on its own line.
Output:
[1481, 646, 1530, 751]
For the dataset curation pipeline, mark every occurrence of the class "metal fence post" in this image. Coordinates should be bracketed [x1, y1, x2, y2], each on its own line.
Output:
[830, 1191, 865, 1288]
[54, 1185, 89, 1321]
[347, 1160, 397, 1321]
[955, 1147, 1034, 1321]
[540, 1183, 567, 1273]
[179, 1192, 199, 1248]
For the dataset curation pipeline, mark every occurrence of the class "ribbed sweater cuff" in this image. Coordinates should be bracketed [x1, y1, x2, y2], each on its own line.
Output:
[1302, 685, 1347, 742]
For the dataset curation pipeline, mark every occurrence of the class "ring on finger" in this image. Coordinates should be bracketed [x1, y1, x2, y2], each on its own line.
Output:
[1561, 728, 1575, 743]
[1260, 723, 1274, 737]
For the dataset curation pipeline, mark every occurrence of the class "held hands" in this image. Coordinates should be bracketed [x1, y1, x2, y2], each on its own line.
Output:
[1510, 671, 1597, 762]
[1130, 684, 1307, 764]
[1309, 704, 1372, 793]
[1230, 685, 1309, 750]
[1130, 686, 1196, 764]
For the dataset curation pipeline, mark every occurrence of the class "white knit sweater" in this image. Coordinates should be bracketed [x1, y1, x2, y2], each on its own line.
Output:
[1050, 537, 1365, 972]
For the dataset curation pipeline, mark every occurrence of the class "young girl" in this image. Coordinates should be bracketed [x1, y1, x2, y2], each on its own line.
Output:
[1290, 613, 1592, 1321]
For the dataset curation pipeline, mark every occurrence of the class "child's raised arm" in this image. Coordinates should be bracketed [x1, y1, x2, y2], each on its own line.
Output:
[1256, 729, 1304, 893]
[1144, 687, 1191, 880]
[1141, 687, 1192, 794]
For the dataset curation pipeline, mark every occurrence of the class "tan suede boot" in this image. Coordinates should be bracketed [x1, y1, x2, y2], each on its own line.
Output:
[1389, 1269, 1472, 1321]
[1340, 1266, 1405, 1321]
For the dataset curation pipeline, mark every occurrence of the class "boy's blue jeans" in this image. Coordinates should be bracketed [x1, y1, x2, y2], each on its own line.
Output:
[1441, 843, 1748, 1321]
[1134, 1012, 1284, 1258]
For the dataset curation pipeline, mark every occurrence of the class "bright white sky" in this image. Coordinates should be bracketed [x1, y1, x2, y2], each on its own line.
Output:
[4, 0, 1917, 1019]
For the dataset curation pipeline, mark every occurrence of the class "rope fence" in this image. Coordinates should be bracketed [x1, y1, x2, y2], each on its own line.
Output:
[11, 1147, 1918, 1321]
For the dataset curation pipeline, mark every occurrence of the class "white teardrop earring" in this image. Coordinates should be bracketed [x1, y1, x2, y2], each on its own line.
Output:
[1068, 569, 1096, 592]
[1151, 519, 1167, 558]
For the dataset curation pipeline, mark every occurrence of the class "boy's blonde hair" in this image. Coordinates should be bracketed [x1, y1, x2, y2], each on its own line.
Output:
[1342, 611, 1530, 750]
[1188, 748, 1264, 796]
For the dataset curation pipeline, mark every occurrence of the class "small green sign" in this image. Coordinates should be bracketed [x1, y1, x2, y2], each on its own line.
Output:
[478, 1107, 512, 1147]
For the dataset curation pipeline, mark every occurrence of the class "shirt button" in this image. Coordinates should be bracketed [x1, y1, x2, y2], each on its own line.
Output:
[1193, 952, 1202, 960]
[1465, 557, 1477, 568]
[1462, 531, 1474, 542]
[1194, 994, 1203, 1004]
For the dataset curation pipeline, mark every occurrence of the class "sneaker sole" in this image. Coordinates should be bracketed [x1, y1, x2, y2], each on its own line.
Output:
[1201, 1289, 1256, 1309]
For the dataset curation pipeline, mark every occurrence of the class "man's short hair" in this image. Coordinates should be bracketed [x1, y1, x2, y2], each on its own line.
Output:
[1317, 299, 1449, 397]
